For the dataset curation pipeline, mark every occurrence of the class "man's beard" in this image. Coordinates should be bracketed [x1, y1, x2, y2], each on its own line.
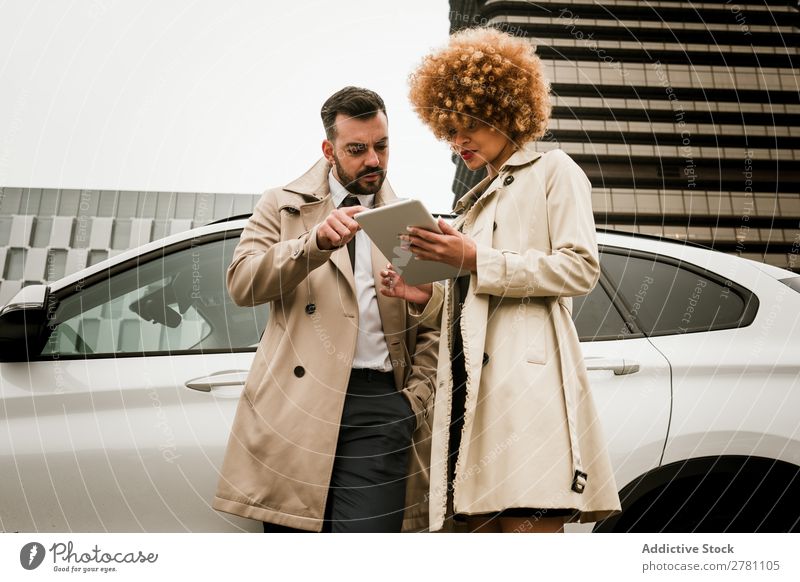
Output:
[332, 154, 385, 195]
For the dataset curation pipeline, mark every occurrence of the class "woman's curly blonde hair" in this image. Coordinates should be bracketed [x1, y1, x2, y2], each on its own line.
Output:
[409, 27, 551, 144]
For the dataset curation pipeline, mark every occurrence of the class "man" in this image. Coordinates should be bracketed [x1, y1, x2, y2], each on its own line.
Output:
[213, 87, 438, 532]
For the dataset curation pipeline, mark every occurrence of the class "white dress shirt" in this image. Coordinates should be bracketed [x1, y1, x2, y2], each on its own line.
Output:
[328, 171, 392, 372]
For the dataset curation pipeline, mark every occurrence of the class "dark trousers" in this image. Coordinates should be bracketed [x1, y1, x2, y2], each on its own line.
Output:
[263, 369, 415, 533]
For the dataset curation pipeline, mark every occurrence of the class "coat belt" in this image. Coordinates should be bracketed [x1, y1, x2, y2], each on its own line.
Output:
[549, 298, 588, 494]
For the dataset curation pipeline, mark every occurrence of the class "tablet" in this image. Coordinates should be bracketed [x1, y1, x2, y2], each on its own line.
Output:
[355, 199, 464, 285]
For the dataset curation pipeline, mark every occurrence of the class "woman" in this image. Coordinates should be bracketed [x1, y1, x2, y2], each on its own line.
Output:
[381, 28, 621, 533]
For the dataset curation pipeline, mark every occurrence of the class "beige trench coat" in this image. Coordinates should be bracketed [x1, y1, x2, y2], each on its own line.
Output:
[422, 146, 621, 531]
[212, 159, 438, 532]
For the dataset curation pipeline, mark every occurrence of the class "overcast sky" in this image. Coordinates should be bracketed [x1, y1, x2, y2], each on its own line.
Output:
[0, 0, 457, 212]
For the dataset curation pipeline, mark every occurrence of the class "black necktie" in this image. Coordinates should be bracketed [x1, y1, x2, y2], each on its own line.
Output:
[340, 195, 359, 271]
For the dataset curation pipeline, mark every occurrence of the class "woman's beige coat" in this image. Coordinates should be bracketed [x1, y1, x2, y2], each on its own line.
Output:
[423, 146, 621, 531]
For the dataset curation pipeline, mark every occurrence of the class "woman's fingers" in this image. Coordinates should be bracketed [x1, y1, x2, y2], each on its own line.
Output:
[437, 218, 459, 235]
[405, 234, 443, 260]
[405, 233, 438, 254]
[406, 226, 442, 243]
[410, 247, 437, 262]
[406, 224, 463, 261]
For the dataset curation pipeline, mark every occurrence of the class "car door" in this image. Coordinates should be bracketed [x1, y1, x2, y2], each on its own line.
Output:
[571, 248, 673, 502]
[599, 251, 781, 468]
[0, 231, 266, 532]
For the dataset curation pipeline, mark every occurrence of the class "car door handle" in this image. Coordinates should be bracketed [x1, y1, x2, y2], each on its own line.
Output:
[585, 358, 640, 375]
[185, 370, 249, 392]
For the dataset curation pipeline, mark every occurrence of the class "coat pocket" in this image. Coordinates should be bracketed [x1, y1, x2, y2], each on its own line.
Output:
[524, 300, 548, 365]
[243, 324, 284, 407]
[278, 204, 303, 239]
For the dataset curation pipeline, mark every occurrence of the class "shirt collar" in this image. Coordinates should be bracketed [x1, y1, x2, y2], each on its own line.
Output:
[328, 170, 375, 208]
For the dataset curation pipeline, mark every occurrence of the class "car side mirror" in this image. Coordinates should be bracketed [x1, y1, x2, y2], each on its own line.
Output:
[0, 285, 53, 362]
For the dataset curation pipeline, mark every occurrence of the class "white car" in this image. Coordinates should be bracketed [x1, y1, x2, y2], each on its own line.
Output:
[1, 217, 798, 532]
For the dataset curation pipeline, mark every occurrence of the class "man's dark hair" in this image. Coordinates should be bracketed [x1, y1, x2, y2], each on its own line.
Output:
[321, 86, 387, 140]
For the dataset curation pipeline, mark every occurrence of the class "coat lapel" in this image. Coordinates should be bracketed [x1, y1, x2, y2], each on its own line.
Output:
[297, 191, 357, 299]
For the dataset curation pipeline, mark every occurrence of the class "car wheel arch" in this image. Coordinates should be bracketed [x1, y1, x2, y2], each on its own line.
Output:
[594, 455, 800, 532]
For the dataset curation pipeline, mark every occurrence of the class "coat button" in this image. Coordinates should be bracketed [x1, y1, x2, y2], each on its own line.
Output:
[503, 175, 514, 186]
[294, 366, 305, 378]
[305, 303, 316, 315]
[482, 353, 490, 366]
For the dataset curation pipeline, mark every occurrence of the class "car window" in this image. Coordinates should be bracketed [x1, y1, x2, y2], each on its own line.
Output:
[600, 249, 750, 336]
[41, 236, 268, 357]
[572, 282, 629, 341]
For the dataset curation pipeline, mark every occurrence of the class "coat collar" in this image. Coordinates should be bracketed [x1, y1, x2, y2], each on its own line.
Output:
[502, 140, 545, 168]
[453, 142, 544, 214]
[284, 158, 331, 199]
[284, 157, 397, 204]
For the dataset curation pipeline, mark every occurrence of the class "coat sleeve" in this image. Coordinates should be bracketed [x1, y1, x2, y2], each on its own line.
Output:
[472, 150, 600, 298]
[401, 282, 444, 430]
[227, 189, 334, 307]
[407, 281, 444, 326]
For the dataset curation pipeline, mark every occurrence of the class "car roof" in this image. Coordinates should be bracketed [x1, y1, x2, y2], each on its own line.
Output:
[597, 230, 794, 282]
[50, 216, 793, 295]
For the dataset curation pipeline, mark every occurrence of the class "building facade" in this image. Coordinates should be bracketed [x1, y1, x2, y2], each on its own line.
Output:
[0, 188, 259, 306]
[448, 0, 799, 271]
